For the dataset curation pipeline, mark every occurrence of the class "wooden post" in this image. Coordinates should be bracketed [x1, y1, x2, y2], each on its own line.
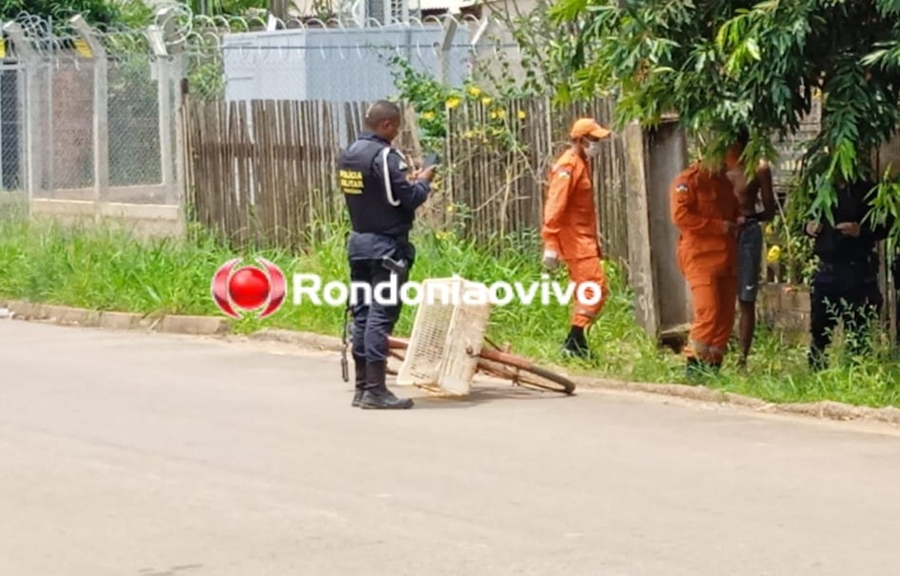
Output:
[622, 120, 658, 336]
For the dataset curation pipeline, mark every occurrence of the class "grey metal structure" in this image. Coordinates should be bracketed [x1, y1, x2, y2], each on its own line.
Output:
[220, 19, 474, 104]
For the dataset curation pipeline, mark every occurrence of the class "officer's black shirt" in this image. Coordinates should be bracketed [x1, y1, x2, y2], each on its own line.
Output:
[337, 132, 431, 261]
[806, 179, 889, 265]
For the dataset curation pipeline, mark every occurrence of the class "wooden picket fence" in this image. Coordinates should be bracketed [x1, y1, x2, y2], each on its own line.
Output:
[182, 95, 629, 262]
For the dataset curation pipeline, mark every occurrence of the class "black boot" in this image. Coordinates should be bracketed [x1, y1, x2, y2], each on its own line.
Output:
[352, 354, 366, 407]
[685, 356, 704, 378]
[686, 357, 719, 378]
[562, 325, 590, 358]
[359, 360, 414, 410]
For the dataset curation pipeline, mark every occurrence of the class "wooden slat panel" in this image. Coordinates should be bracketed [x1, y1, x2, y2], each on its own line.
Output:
[182, 95, 634, 262]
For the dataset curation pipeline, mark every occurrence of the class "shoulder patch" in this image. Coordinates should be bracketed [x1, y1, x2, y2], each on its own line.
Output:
[675, 183, 688, 193]
[556, 169, 571, 179]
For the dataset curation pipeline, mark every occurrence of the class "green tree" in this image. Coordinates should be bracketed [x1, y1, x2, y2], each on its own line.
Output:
[0, 0, 120, 26]
[186, 0, 268, 16]
[547, 0, 900, 226]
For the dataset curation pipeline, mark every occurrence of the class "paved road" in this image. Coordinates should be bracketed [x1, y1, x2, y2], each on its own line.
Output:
[3, 321, 900, 576]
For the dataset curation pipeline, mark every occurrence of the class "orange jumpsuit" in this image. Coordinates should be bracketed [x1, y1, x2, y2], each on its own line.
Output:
[671, 163, 740, 365]
[541, 148, 608, 328]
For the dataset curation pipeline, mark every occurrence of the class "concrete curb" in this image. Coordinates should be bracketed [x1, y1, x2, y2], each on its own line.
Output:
[0, 299, 230, 335]
[238, 328, 900, 426]
[3, 298, 900, 426]
[243, 328, 345, 351]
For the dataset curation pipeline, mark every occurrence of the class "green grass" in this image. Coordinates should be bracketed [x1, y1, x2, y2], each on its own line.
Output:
[2, 210, 900, 409]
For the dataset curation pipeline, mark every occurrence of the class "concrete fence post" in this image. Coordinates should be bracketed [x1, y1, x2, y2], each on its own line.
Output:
[152, 7, 187, 234]
[3, 22, 40, 214]
[69, 15, 108, 221]
[438, 18, 457, 86]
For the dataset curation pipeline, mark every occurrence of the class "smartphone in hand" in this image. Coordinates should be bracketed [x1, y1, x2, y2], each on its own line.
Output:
[423, 153, 441, 168]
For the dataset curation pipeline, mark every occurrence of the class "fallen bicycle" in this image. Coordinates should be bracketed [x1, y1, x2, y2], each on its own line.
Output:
[342, 276, 576, 396]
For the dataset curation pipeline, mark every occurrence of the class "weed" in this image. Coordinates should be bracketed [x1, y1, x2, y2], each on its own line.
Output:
[1, 212, 898, 408]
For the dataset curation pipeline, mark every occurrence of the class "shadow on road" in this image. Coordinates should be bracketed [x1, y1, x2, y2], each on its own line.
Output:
[406, 383, 576, 410]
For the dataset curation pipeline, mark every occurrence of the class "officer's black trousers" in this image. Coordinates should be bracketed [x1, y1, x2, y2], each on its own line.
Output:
[808, 268, 882, 369]
[349, 258, 410, 363]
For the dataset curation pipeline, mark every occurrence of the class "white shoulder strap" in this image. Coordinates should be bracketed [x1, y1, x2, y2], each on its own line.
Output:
[380, 147, 401, 207]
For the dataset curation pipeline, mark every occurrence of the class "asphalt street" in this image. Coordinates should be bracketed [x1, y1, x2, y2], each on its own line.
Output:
[2, 320, 900, 576]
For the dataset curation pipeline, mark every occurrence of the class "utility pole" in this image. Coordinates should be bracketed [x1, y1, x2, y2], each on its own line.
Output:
[269, 0, 287, 20]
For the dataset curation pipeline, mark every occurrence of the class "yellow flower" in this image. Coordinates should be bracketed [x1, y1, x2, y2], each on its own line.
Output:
[517, 109, 526, 119]
[480, 96, 492, 105]
[421, 111, 435, 121]
[767, 245, 781, 263]
[765, 223, 774, 235]
[463, 130, 475, 139]
[467, 86, 482, 97]
[446, 204, 454, 213]
[446, 96, 461, 109]
[489, 108, 505, 119]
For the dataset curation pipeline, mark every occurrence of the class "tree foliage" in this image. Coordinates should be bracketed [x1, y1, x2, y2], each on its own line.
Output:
[185, 0, 268, 16]
[548, 0, 900, 224]
[0, 0, 120, 26]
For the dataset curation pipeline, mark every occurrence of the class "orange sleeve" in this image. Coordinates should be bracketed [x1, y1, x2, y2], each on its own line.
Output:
[670, 173, 727, 236]
[541, 162, 575, 252]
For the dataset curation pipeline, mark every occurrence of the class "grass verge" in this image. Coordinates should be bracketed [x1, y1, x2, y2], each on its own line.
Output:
[2, 212, 899, 408]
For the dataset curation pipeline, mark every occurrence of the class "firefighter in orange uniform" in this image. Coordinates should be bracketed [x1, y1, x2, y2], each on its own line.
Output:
[541, 118, 612, 357]
[671, 145, 743, 374]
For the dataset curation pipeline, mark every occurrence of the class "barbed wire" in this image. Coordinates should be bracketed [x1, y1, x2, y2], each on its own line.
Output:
[1, 6, 517, 61]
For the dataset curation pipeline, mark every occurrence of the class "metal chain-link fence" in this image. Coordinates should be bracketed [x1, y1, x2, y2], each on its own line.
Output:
[0, 7, 527, 212]
[0, 12, 184, 209]
[0, 60, 24, 193]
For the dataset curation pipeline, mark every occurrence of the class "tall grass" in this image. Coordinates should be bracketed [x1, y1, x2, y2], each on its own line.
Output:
[2, 210, 899, 408]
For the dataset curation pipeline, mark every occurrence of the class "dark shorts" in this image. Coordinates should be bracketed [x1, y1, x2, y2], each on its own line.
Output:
[737, 220, 763, 302]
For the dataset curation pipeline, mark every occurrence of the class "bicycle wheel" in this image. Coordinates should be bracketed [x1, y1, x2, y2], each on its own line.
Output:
[387, 335, 575, 395]
[475, 347, 576, 395]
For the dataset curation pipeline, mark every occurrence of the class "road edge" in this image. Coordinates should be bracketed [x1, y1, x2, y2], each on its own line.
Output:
[4, 299, 900, 427]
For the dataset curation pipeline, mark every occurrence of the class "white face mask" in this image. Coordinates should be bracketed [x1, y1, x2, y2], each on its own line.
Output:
[585, 140, 603, 157]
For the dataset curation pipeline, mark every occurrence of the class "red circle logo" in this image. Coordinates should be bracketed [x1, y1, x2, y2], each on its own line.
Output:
[210, 258, 286, 319]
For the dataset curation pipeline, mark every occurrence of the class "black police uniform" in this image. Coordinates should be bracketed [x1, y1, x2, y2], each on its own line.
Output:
[337, 131, 430, 407]
[804, 178, 888, 369]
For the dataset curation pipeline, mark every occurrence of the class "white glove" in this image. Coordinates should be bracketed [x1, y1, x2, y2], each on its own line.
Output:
[542, 249, 559, 271]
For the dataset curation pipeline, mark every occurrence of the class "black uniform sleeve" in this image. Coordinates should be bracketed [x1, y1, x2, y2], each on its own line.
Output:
[371, 148, 430, 211]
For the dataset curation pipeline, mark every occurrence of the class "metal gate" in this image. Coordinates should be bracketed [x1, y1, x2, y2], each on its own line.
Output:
[0, 58, 23, 193]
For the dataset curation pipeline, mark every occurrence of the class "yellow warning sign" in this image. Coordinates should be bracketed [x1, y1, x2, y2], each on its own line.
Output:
[73, 38, 92, 59]
[0, 40, 6, 59]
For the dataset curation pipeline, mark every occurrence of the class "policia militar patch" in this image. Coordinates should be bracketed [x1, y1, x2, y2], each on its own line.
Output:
[339, 169, 363, 195]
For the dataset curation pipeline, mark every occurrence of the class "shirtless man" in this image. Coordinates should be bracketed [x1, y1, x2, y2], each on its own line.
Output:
[725, 128, 776, 368]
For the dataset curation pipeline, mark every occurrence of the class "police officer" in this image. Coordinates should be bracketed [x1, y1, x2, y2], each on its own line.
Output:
[338, 100, 435, 409]
[803, 175, 889, 370]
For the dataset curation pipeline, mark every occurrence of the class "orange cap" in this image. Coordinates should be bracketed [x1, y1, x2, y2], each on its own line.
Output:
[570, 118, 611, 140]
